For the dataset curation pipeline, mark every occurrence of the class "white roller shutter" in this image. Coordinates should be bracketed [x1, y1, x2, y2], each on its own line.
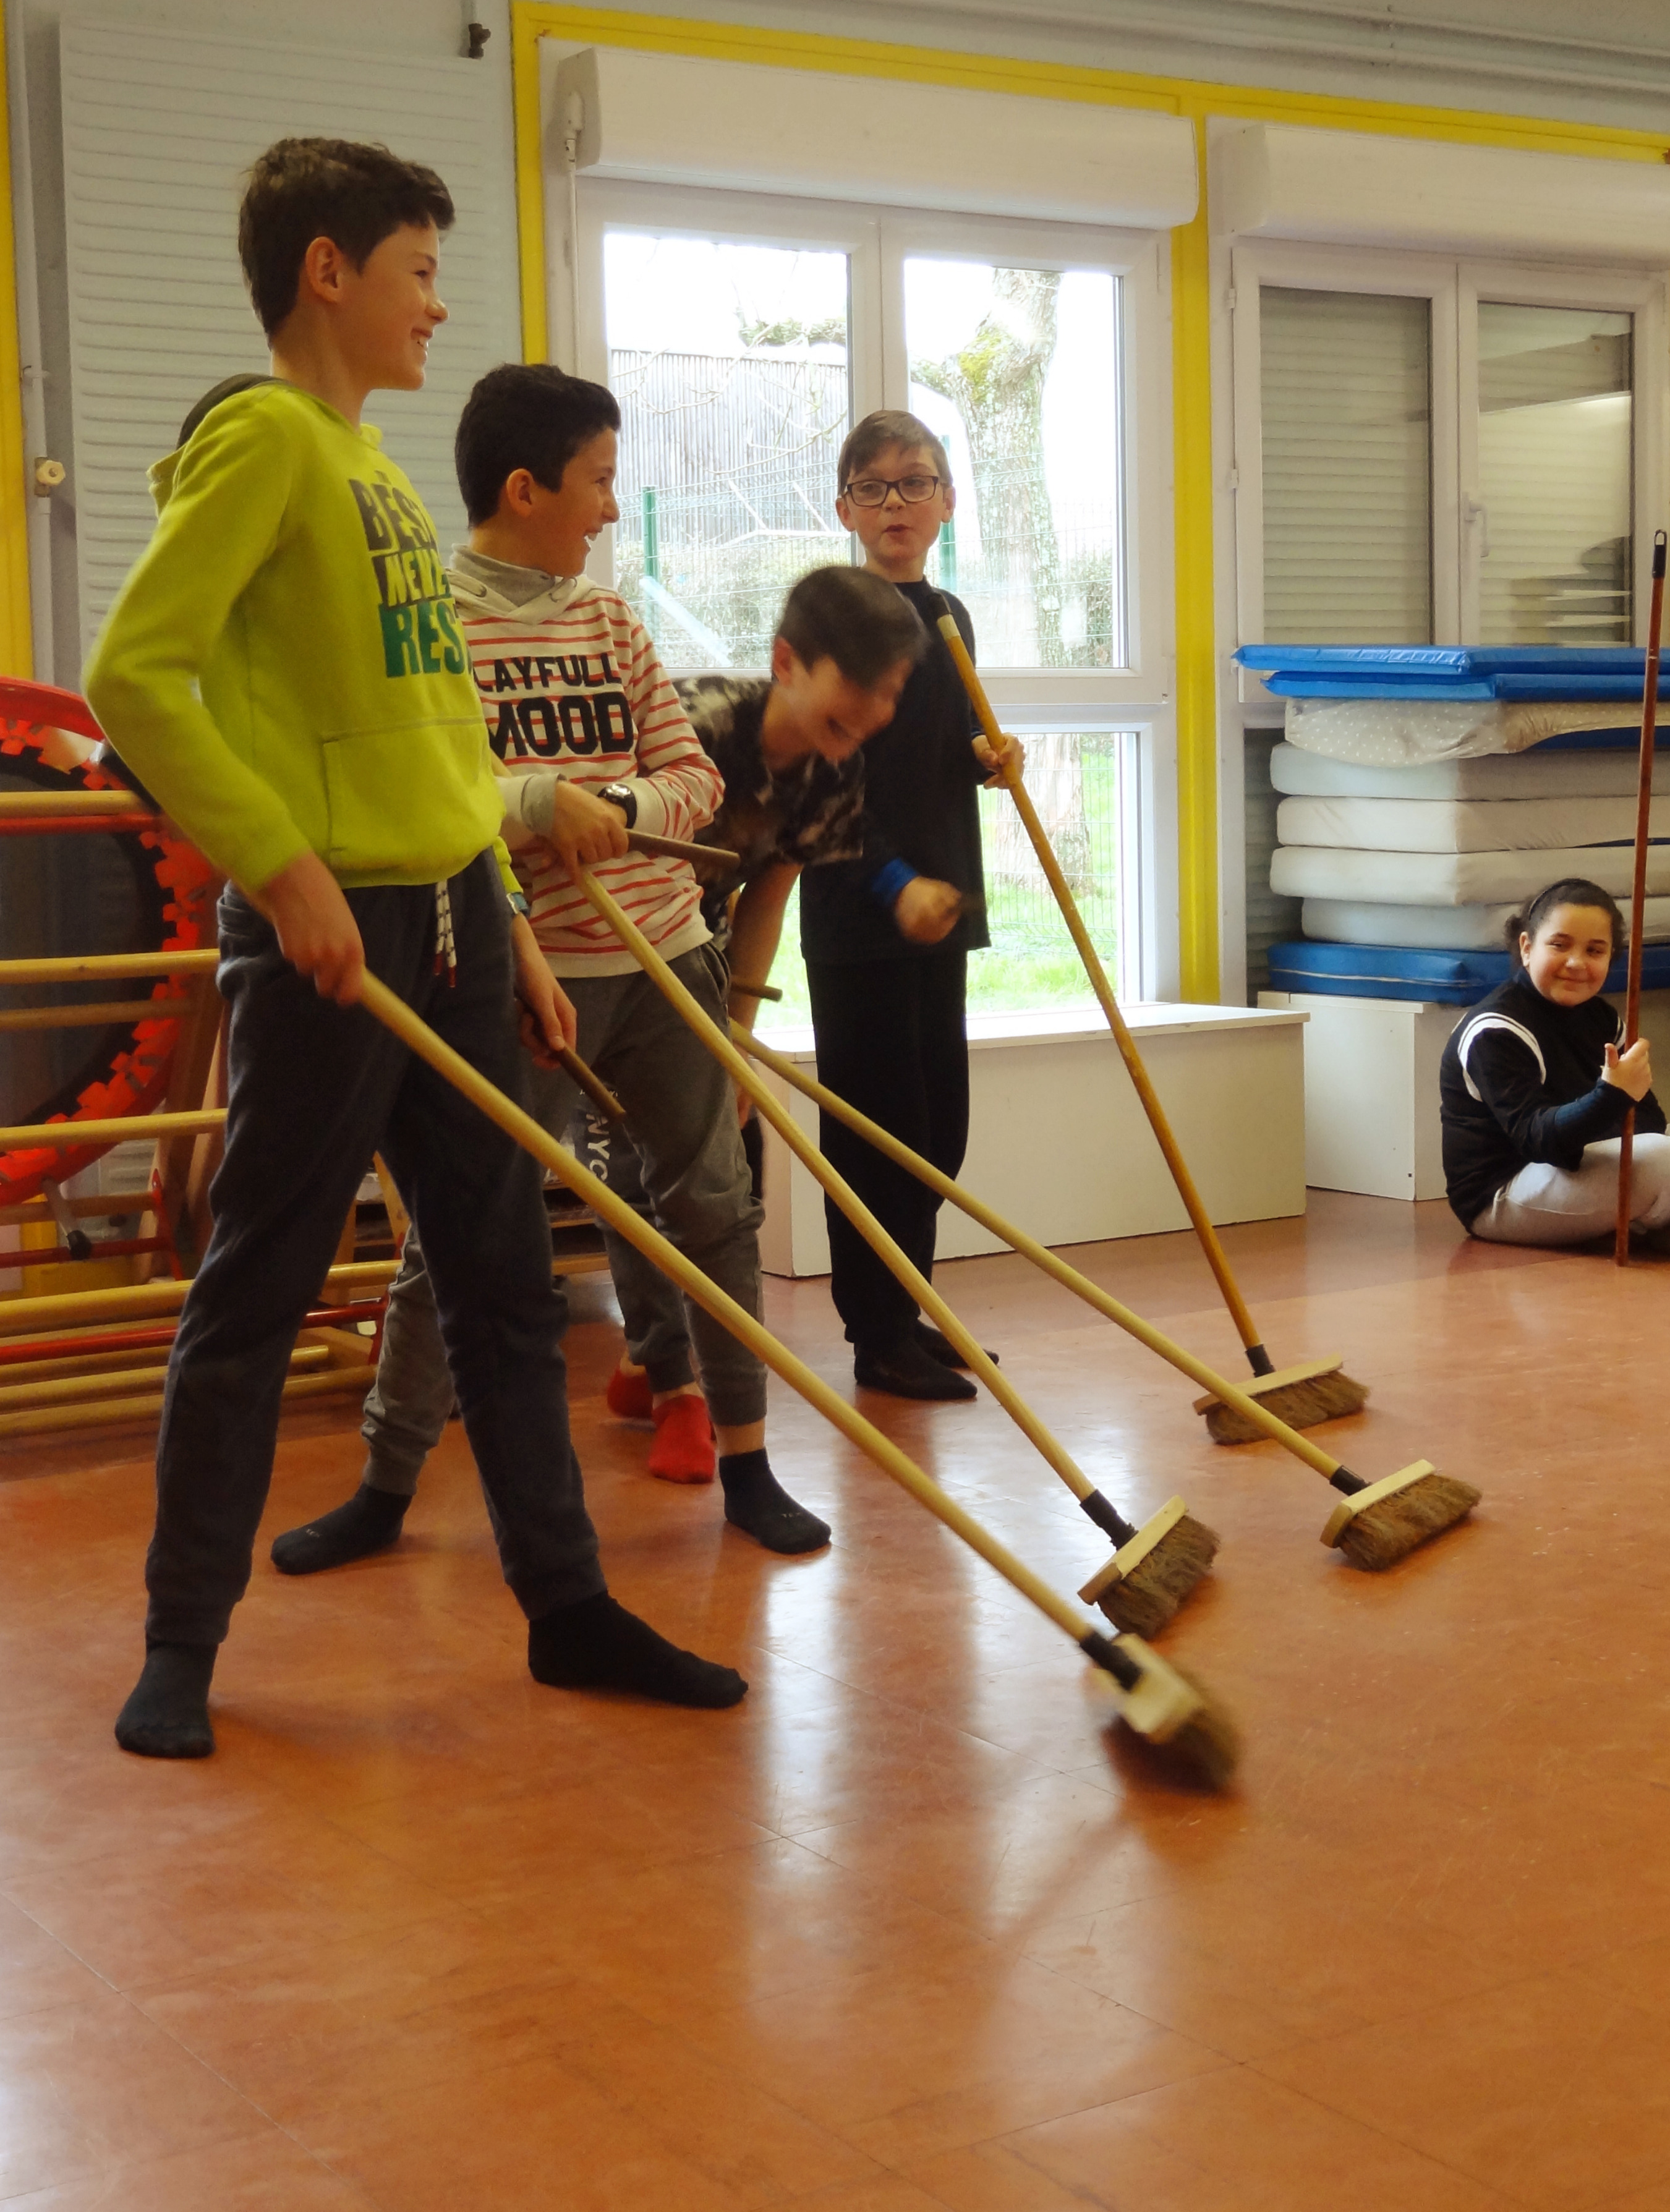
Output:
[59, 17, 519, 667]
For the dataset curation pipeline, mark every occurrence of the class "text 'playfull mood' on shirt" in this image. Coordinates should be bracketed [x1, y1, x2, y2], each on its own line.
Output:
[451, 560, 722, 977]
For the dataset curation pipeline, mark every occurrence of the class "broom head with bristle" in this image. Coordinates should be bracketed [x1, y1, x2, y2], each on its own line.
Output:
[1193, 1355, 1369, 1445]
[1095, 1632, 1242, 1790]
[1078, 1495, 1220, 1638]
[1321, 1459, 1481, 1570]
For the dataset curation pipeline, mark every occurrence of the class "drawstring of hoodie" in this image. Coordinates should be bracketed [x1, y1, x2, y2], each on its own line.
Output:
[433, 878, 457, 984]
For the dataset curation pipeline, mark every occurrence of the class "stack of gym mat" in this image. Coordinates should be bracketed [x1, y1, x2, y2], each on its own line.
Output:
[1234, 644, 1660, 1006]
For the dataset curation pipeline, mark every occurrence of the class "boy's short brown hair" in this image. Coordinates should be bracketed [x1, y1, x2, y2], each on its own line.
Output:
[837, 409, 951, 493]
[777, 566, 925, 689]
[238, 138, 454, 340]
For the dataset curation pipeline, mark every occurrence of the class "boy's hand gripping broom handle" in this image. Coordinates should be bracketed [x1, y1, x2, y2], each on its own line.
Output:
[733, 1021, 1477, 1568]
[1616, 528, 1668, 1267]
[352, 969, 1237, 1779]
[573, 869, 1133, 1544]
[928, 603, 1272, 1378]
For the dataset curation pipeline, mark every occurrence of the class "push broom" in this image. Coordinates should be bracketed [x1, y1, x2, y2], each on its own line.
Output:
[353, 969, 1241, 1787]
[576, 868, 1218, 1638]
[927, 594, 1367, 1444]
[735, 1023, 1479, 1573]
[1615, 530, 1667, 1267]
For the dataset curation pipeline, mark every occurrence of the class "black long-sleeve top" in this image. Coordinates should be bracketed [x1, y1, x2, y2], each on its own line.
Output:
[1439, 971, 1666, 1227]
[798, 581, 990, 965]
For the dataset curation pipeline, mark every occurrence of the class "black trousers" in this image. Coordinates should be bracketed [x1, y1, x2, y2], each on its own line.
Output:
[805, 948, 969, 1351]
[145, 853, 605, 1646]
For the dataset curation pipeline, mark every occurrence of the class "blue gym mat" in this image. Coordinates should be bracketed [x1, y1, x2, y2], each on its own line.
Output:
[1267, 939, 1670, 1006]
[1235, 644, 1648, 704]
[1236, 645, 1645, 676]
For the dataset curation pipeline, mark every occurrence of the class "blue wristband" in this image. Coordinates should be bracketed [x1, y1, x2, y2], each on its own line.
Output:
[868, 857, 919, 911]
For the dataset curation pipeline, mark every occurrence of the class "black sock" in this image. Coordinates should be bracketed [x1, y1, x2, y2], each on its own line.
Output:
[528, 1591, 747, 1709]
[719, 1450, 830, 1555]
[114, 1641, 217, 1759]
[270, 1483, 410, 1576]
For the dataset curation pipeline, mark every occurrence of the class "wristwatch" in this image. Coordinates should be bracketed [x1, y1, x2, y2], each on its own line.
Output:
[599, 781, 637, 829]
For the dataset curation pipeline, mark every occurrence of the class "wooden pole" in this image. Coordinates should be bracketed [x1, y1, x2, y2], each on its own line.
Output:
[735, 1021, 1351, 1483]
[0, 1259, 397, 1339]
[0, 999, 190, 1031]
[1618, 530, 1667, 1265]
[929, 601, 1275, 1375]
[354, 969, 1101, 1650]
[0, 950, 218, 986]
[0, 1110, 225, 1150]
[576, 869, 1107, 1513]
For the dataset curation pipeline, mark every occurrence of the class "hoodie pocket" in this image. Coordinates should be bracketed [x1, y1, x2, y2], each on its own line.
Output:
[320, 716, 496, 877]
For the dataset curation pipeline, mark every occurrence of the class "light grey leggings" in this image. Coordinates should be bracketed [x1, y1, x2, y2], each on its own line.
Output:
[1470, 1132, 1670, 1246]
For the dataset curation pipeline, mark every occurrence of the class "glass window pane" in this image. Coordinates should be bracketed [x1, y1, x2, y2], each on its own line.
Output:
[1260, 287, 1432, 642]
[972, 731, 1127, 1011]
[1477, 302, 1632, 645]
[603, 233, 851, 669]
[903, 262, 1124, 670]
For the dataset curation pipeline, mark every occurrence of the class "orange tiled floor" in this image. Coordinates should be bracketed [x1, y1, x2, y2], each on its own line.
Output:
[0, 1190, 1662, 2210]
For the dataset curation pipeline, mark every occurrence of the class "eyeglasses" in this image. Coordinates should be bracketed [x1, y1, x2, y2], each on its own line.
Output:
[841, 472, 944, 508]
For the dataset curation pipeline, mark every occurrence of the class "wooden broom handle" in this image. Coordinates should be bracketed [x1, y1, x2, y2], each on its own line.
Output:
[931, 605, 1270, 1367]
[554, 1045, 625, 1122]
[734, 1020, 1345, 1484]
[353, 968, 1093, 1645]
[626, 828, 738, 868]
[1617, 529, 1667, 1267]
[575, 869, 1104, 1511]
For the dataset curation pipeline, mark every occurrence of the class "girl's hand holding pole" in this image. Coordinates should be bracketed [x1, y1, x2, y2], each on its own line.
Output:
[1604, 1037, 1653, 1102]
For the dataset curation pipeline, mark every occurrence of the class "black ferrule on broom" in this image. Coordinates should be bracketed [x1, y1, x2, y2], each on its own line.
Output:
[1616, 530, 1667, 1267]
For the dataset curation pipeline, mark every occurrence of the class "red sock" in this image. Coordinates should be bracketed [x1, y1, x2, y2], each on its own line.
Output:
[647, 1393, 715, 1484]
[606, 1364, 654, 1422]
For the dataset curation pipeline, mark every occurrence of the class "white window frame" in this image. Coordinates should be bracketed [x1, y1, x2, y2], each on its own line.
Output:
[1230, 239, 1669, 663]
[563, 174, 1178, 997]
[1457, 259, 1667, 644]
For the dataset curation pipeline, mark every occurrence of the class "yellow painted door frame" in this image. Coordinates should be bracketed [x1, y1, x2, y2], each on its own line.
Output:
[507, 4, 1668, 998]
[0, 0, 32, 676]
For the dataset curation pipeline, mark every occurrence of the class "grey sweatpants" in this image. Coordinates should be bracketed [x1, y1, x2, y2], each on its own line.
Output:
[360, 944, 765, 1499]
[1470, 1132, 1670, 1246]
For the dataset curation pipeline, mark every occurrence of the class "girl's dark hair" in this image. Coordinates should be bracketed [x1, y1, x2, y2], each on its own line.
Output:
[239, 138, 454, 341]
[1504, 877, 1625, 968]
[454, 363, 621, 524]
[776, 566, 926, 688]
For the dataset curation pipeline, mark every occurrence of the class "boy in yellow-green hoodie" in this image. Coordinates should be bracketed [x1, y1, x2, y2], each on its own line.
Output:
[85, 138, 746, 1759]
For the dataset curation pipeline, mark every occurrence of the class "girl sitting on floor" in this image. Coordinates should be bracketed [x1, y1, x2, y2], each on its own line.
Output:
[1440, 876, 1670, 1246]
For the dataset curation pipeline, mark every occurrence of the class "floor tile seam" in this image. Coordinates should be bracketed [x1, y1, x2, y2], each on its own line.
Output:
[1008, 2058, 1529, 2208]
[1238, 2014, 1634, 2212]
[0, 1885, 134, 1999]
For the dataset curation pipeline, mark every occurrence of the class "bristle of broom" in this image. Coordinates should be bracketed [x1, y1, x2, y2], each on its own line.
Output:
[1095, 1514, 1221, 1637]
[1203, 1369, 1370, 1445]
[1332, 1473, 1481, 1571]
[1161, 1674, 1243, 1792]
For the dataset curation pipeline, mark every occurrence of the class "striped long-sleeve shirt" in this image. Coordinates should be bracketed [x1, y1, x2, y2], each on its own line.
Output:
[452, 558, 721, 976]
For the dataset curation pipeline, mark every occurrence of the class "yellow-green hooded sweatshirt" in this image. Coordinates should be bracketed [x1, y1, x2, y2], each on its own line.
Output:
[84, 382, 508, 893]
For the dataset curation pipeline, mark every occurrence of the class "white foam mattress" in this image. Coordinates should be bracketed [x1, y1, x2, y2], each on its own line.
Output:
[1301, 896, 1670, 949]
[1276, 793, 1670, 853]
[1271, 843, 1670, 905]
[1283, 696, 1636, 764]
[1270, 741, 1670, 802]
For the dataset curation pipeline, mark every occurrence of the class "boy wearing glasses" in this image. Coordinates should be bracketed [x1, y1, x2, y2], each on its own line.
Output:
[801, 410, 1016, 1401]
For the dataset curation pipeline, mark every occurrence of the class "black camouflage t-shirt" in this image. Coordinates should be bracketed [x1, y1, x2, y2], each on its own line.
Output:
[674, 675, 865, 942]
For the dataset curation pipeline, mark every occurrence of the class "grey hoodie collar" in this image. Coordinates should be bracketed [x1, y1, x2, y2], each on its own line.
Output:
[448, 545, 586, 622]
